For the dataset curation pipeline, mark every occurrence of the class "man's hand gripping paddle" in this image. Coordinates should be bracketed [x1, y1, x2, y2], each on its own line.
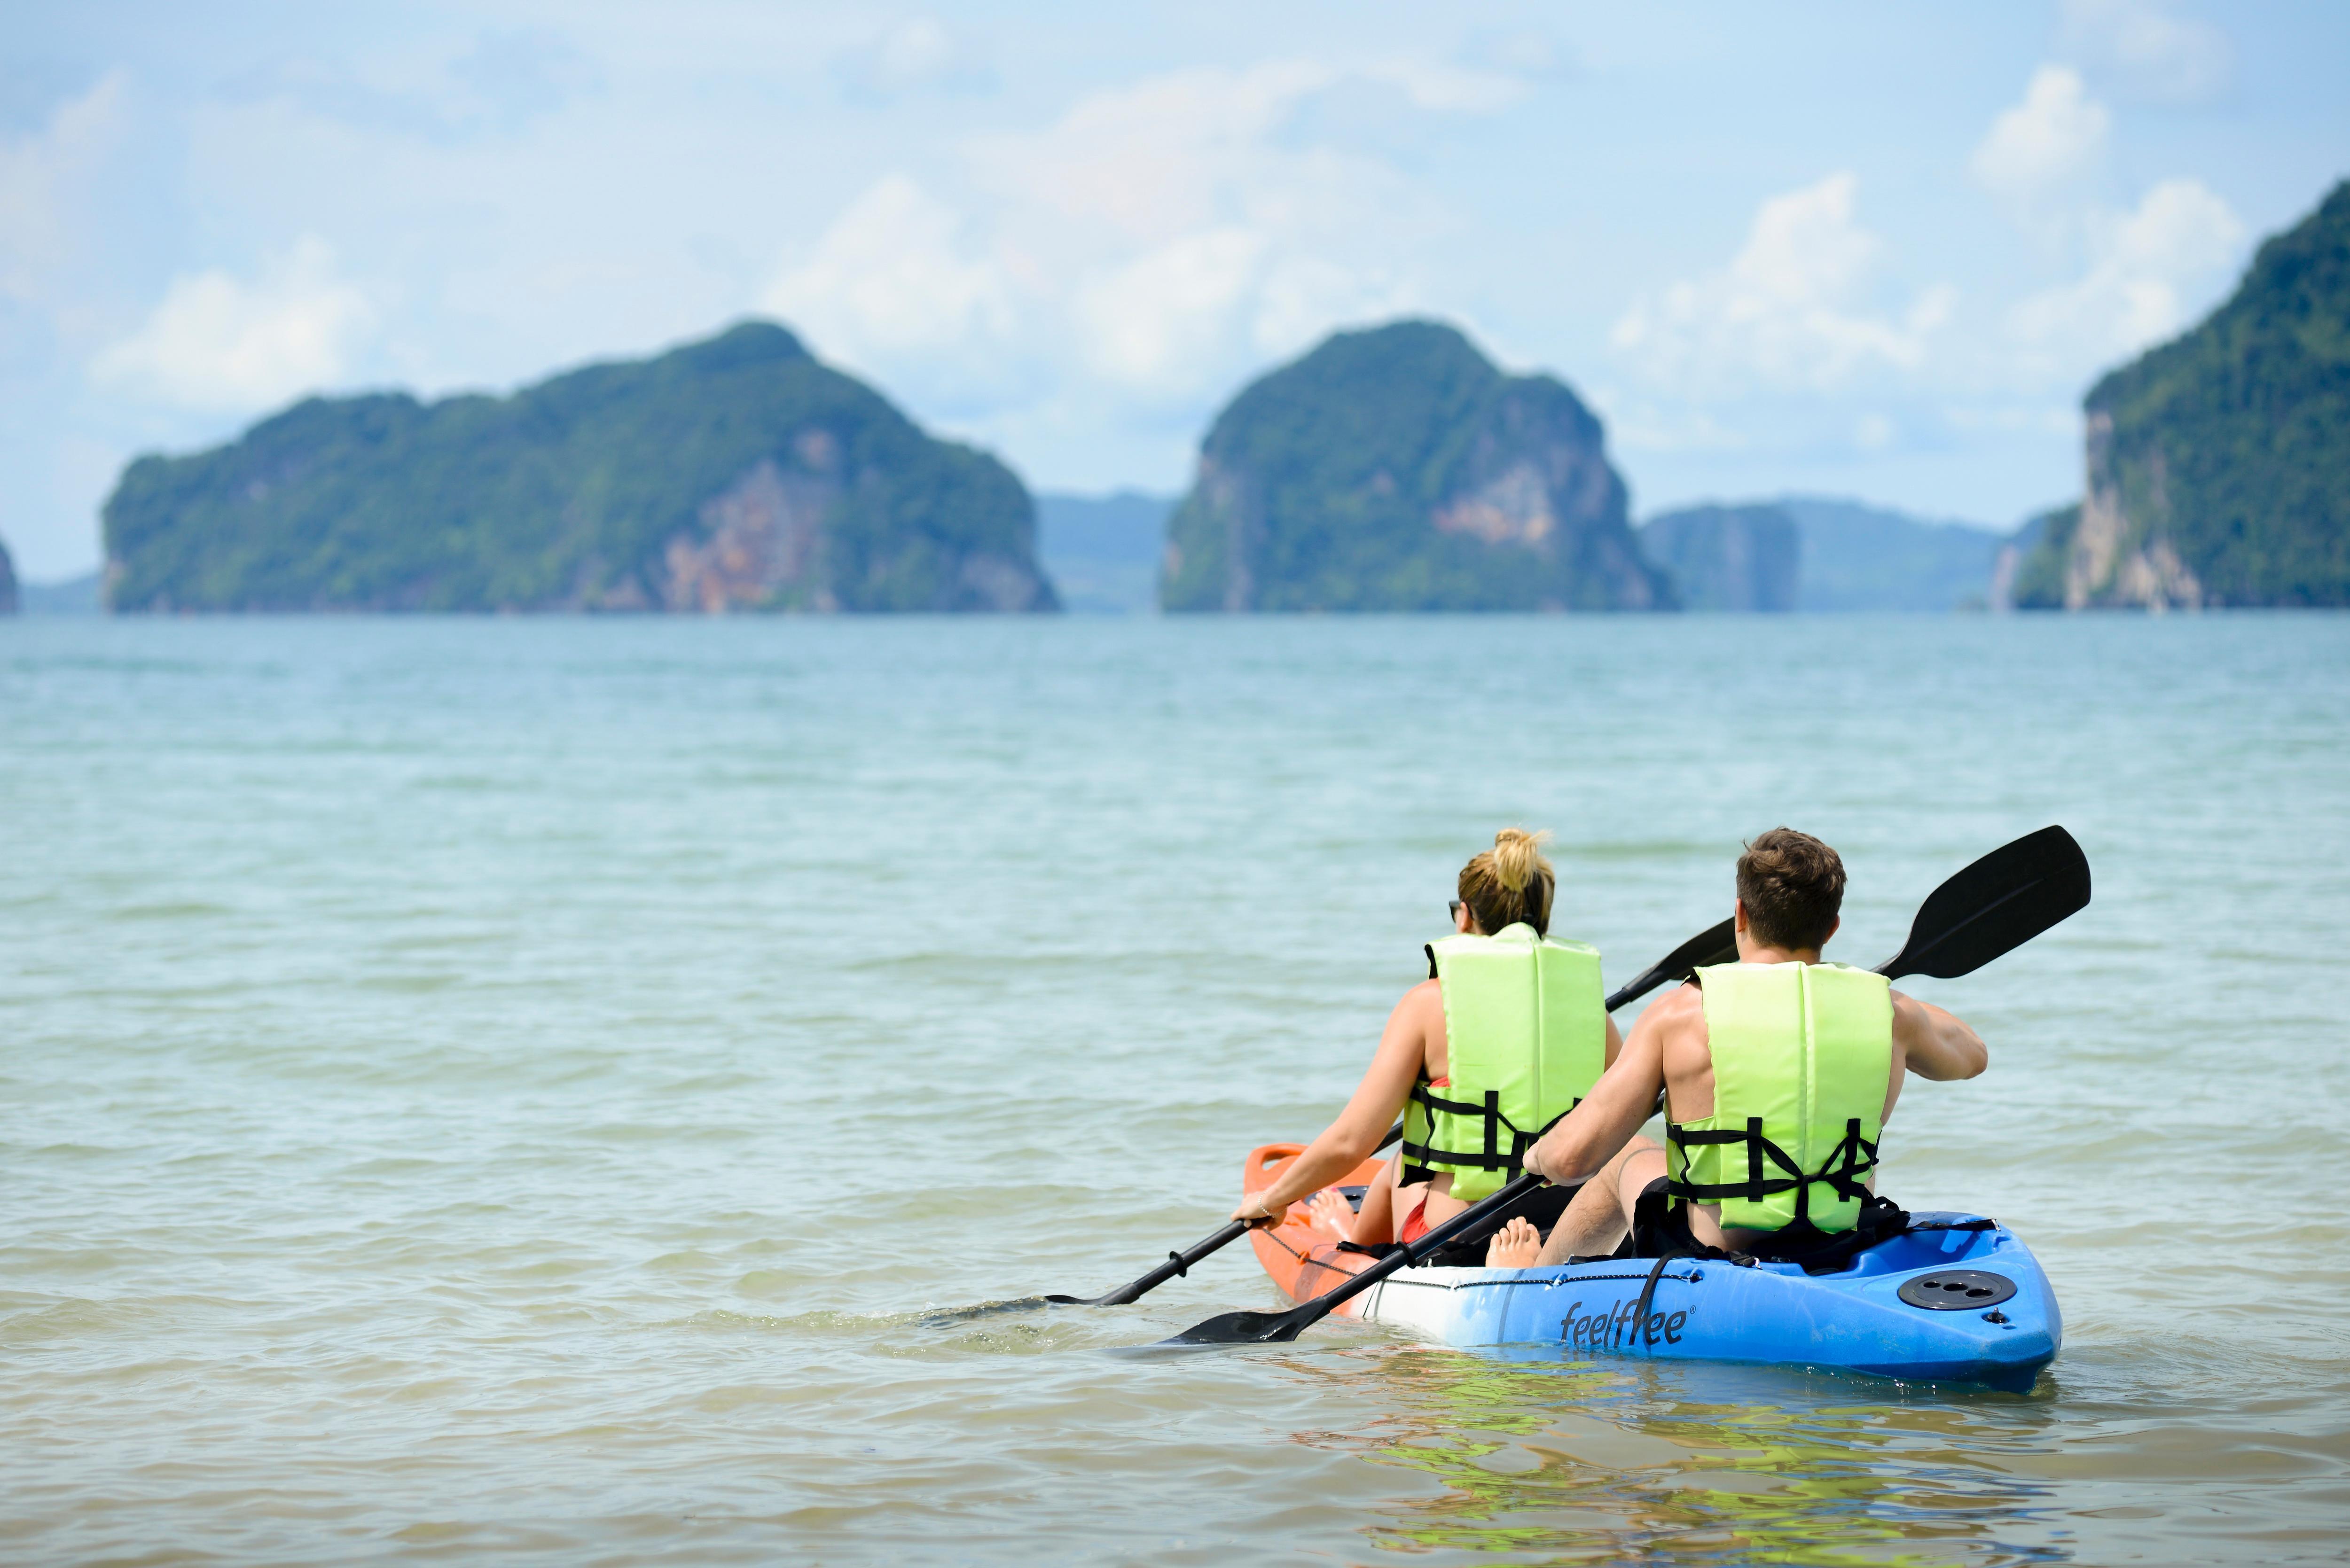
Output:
[935, 917, 1746, 1323]
[1160, 824, 2092, 1347]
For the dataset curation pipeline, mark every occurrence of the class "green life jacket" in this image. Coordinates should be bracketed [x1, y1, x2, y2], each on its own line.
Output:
[1666, 961, 1894, 1234]
[1401, 924, 1607, 1202]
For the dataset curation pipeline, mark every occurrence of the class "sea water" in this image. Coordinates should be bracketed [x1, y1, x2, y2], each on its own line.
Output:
[3, 613, 2345, 1566]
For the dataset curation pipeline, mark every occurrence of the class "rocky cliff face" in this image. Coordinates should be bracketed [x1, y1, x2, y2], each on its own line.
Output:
[1160, 321, 1670, 612]
[102, 322, 1057, 614]
[2058, 412, 2208, 608]
[1638, 504, 1799, 611]
[2039, 179, 2349, 609]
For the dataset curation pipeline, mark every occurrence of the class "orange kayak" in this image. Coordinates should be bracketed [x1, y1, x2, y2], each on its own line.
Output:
[1241, 1141, 1390, 1318]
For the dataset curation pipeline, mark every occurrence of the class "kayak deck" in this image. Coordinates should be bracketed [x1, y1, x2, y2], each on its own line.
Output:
[1242, 1142, 2060, 1389]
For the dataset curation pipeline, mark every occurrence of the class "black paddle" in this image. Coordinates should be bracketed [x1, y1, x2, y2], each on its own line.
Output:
[945, 916, 1744, 1322]
[1034, 1123, 1406, 1311]
[1162, 825, 2092, 1347]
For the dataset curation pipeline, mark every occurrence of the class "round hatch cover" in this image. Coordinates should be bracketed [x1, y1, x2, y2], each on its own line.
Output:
[1897, 1270, 2017, 1311]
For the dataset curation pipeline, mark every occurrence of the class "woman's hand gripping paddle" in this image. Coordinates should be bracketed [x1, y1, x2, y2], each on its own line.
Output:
[1036, 1127, 1405, 1310]
[1161, 825, 2092, 1347]
[943, 918, 1748, 1323]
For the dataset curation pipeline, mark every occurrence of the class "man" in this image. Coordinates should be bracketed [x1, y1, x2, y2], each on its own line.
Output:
[1488, 827, 1989, 1266]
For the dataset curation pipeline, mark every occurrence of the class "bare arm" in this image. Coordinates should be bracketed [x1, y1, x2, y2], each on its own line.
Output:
[1522, 999, 1670, 1188]
[1233, 983, 1431, 1225]
[1892, 989, 1987, 1081]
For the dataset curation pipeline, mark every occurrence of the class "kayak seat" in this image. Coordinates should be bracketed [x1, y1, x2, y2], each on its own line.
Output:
[1746, 1217, 2008, 1278]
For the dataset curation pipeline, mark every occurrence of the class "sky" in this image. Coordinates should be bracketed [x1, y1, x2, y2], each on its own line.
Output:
[4, 2, 2346, 579]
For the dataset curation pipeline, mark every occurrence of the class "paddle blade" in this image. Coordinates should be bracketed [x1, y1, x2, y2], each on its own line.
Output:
[1659, 916, 1739, 986]
[1882, 825, 2091, 981]
[1605, 917, 1737, 1011]
[922, 1296, 1057, 1326]
[1159, 1307, 1309, 1346]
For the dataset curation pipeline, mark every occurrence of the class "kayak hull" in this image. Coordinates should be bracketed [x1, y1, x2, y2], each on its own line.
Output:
[1242, 1142, 2060, 1389]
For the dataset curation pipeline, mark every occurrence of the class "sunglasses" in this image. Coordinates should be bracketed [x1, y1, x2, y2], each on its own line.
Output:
[1448, 900, 1464, 920]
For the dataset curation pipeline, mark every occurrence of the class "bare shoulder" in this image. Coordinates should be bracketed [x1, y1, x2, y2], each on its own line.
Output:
[1391, 976, 1445, 1035]
[1886, 986, 1930, 1038]
[1647, 982, 1714, 1116]
[1635, 982, 1707, 1064]
[1641, 982, 1707, 1029]
[1884, 984, 1987, 1081]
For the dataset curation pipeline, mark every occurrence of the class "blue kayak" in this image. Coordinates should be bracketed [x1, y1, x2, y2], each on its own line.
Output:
[1352, 1214, 2055, 1387]
[1249, 1179, 2058, 1389]
[1244, 1143, 2059, 1386]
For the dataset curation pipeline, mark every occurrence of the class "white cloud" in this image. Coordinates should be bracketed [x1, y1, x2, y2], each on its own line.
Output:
[1252, 254, 1412, 363]
[0, 71, 131, 304]
[1957, 55, 2250, 389]
[970, 61, 1372, 241]
[1072, 235, 1409, 405]
[1358, 58, 1527, 114]
[762, 57, 1496, 421]
[1970, 66, 2110, 211]
[2007, 177, 2244, 367]
[1611, 173, 1954, 397]
[1968, 62, 2247, 383]
[1073, 228, 1267, 391]
[1854, 412, 1897, 451]
[760, 174, 1018, 390]
[2060, 0, 2234, 104]
[834, 17, 994, 102]
[1462, 28, 1574, 81]
[93, 235, 377, 412]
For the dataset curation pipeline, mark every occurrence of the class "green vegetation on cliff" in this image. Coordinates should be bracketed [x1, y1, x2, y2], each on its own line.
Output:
[1161, 321, 1668, 612]
[2069, 179, 2350, 607]
[2001, 504, 2081, 610]
[103, 322, 1055, 613]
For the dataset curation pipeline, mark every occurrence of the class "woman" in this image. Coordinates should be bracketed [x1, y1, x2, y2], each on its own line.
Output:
[1231, 829, 1629, 1264]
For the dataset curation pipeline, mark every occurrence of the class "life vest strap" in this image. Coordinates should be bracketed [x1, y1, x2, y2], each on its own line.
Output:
[1665, 1114, 1879, 1226]
[1399, 1081, 1573, 1186]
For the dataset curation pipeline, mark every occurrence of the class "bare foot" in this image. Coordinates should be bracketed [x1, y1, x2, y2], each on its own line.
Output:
[1484, 1216, 1542, 1268]
[1304, 1189, 1355, 1241]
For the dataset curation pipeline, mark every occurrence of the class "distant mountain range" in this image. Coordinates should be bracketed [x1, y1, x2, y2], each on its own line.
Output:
[16, 571, 101, 614]
[102, 322, 1055, 614]
[1638, 505, 1800, 612]
[50, 178, 2343, 617]
[1035, 491, 1169, 614]
[1628, 497, 2005, 613]
[1773, 497, 2007, 611]
[1045, 488, 2007, 615]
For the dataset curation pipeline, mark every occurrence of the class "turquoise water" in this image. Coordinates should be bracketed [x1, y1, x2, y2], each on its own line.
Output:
[4, 613, 2346, 1565]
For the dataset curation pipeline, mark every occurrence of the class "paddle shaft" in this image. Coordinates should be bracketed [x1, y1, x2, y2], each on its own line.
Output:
[1171, 825, 2092, 1345]
[1077, 1123, 1405, 1305]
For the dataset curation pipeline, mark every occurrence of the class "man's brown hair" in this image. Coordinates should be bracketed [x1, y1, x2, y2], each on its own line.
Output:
[1736, 828, 1847, 952]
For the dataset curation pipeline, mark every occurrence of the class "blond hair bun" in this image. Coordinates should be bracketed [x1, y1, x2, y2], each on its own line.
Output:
[1457, 828, 1559, 935]
[1490, 827, 1554, 892]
